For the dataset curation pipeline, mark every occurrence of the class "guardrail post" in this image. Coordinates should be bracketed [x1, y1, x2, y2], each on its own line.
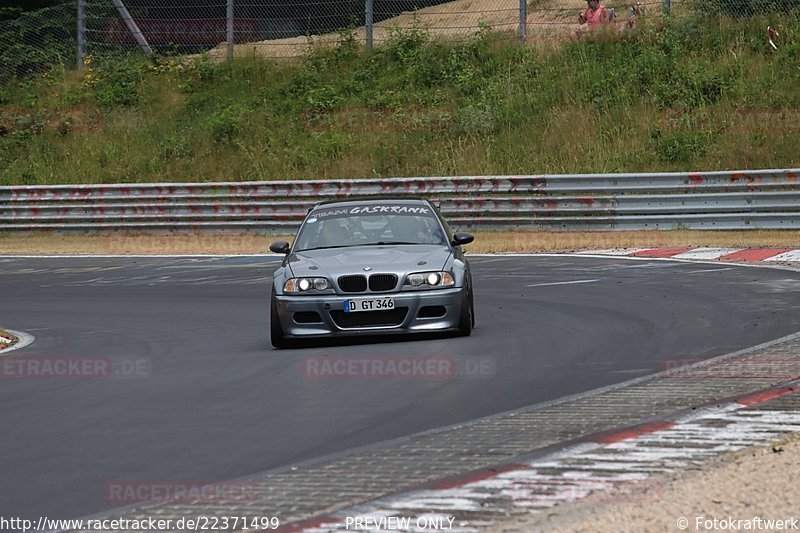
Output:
[365, 0, 374, 51]
[519, 0, 527, 45]
[77, 0, 86, 70]
[227, 0, 234, 62]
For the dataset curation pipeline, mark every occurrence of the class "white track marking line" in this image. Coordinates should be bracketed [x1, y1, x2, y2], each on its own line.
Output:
[670, 247, 743, 260]
[527, 279, 600, 287]
[573, 248, 648, 256]
[684, 267, 737, 273]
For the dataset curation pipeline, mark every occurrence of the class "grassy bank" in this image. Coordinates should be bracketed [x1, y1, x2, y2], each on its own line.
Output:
[1, 16, 800, 185]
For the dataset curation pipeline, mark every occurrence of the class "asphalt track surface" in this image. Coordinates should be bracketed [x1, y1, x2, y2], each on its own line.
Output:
[2, 255, 800, 522]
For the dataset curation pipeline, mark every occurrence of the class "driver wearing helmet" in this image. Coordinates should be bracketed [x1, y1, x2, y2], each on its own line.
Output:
[390, 216, 426, 244]
[320, 219, 349, 247]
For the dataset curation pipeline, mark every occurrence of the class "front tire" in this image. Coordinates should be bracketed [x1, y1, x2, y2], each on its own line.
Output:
[271, 299, 291, 349]
[457, 288, 474, 337]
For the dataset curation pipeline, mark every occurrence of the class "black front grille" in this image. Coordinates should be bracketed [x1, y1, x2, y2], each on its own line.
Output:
[369, 274, 398, 292]
[330, 308, 408, 328]
[338, 275, 367, 293]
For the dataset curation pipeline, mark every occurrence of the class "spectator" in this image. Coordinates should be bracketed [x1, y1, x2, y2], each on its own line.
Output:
[571, 0, 614, 41]
[630, 1, 645, 16]
[622, 2, 645, 31]
[581, 0, 613, 24]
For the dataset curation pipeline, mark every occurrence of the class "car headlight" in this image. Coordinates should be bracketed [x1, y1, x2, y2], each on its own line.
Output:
[405, 271, 455, 288]
[284, 277, 330, 293]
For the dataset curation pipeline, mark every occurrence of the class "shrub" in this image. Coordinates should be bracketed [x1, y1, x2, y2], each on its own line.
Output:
[651, 129, 714, 163]
[206, 106, 245, 144]
[87, 57, 148, 110]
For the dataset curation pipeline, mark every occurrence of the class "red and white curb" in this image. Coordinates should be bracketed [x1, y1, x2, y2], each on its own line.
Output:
[291, 387, 800, 533]
[575, 247, 800, 263]
[0, 329, 35, 354]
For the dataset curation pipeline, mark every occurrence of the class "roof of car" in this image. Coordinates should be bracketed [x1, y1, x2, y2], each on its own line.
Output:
[311, 197, 430, 210]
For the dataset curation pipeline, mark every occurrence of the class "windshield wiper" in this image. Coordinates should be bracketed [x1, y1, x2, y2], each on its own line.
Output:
[301, 242, 430, 251]
[299, 245, 363, 251]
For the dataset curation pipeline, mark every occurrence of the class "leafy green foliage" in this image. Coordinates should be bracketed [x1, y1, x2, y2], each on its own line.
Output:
[87, 57, 148, 109]
[206, 105, 246, 144]
[0, 3, 76, 79]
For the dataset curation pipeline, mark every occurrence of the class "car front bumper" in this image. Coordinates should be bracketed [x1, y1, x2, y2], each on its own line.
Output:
[273, 287, 466, 338]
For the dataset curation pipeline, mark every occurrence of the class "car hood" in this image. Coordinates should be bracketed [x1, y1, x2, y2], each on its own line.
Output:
[288, 245, 452, 278]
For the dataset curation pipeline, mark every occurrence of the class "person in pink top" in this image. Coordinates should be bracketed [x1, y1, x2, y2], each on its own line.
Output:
[571, 0, 614, 40]
[581, 0, 612, 25]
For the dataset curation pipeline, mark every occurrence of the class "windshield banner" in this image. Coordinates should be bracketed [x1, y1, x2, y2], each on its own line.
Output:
[309, 203, 434, 221]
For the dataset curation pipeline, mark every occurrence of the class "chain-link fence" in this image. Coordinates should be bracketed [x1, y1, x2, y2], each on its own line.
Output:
[1, 0, 799, 81]
[0, 3, 77, 81]
[79, 0, 677, 61]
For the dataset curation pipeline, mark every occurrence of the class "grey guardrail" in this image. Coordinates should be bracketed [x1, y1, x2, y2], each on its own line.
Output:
[1, 168, 799, 231]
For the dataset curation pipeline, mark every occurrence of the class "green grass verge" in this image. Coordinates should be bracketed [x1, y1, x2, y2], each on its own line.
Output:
[1, 15, 800, 185]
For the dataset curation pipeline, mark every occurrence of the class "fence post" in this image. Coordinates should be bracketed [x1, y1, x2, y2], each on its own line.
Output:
[519, 0, 527, 45]
[663, 0, 671, 16]
[77, 0, 86, 70]
[227, 0, 234, 61]
[365, 0, 373, 51]
[111, 0, 154, 58]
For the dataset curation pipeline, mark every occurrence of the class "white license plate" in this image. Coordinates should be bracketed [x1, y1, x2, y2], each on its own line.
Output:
[344, 297, 395, 313]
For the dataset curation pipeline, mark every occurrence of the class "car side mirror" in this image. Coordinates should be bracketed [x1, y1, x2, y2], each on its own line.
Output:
[451, 232, 474, 246]
[269, 241, 291, 254]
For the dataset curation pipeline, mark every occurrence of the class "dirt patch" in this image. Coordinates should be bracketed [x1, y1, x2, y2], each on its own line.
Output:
[0, 230, 797, 255]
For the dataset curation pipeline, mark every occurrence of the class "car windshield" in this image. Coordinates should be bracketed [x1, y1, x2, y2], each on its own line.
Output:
[294, 203, 448, 252]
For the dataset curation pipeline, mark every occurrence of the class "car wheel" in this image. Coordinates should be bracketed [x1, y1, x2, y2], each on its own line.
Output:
[470, 288, 475, 328]
[270, 299, 291, 349]
[457, 288, 473, 337]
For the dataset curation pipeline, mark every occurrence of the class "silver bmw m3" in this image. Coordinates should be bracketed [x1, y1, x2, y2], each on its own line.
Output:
[269, 198, 475, 348]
